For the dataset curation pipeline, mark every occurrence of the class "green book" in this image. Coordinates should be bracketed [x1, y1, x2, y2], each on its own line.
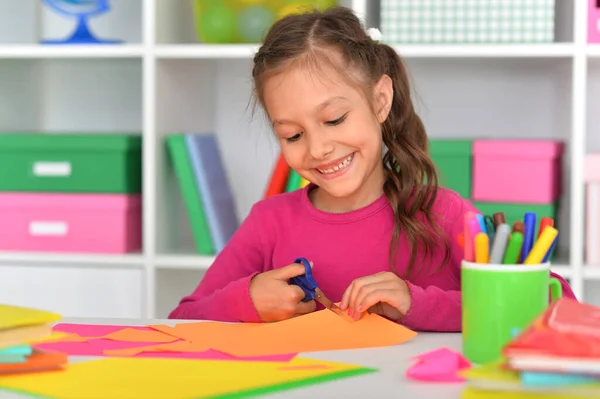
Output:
[166, 134, 215, 255]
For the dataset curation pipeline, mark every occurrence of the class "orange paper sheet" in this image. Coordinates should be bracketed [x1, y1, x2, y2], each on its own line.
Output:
[101, 328, 177, 343]
[103, 340, 211, 356]
[0, 349, 67, 375]
[152, 309, 417, 357]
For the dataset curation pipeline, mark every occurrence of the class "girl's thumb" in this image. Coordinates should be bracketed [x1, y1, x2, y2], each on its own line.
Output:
[277, 262, 308, 279]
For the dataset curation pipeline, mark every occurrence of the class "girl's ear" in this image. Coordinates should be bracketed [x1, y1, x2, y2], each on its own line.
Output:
[374, 74, 394, 124]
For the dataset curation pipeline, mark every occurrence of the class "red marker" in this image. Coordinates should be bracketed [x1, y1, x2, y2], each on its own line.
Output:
[538, 217, 554, 238]
[457, 232, 465, 250]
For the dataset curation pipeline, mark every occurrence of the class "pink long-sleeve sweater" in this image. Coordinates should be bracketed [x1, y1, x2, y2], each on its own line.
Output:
[169, 184, 576, 331]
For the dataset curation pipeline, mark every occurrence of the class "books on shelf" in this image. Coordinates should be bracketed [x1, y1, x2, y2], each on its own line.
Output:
[461, 298, 600, 398]
[264, 152, 309, 198]
[166, 133, 239, 256]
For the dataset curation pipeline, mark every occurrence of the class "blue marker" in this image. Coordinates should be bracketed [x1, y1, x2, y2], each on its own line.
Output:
[542, 233, 558, 262]
[476, 214, 487, 234]
[521, 212, 536, 263]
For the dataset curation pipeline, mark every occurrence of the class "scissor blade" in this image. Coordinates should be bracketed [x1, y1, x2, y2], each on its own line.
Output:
[314, 288, 351, 320]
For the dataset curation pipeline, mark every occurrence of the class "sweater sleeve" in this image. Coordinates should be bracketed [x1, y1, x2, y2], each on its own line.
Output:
[168, 204, 267, 322]
[398, 192, 478, 332]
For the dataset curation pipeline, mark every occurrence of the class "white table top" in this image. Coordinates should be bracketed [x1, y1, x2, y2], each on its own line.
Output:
[1, 318, 466, 399]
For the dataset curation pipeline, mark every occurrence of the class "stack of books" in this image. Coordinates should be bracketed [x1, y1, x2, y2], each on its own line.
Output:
[461, 298, 600, 398]
[0, 304, 67, 375]
[167, 133, 240, 255]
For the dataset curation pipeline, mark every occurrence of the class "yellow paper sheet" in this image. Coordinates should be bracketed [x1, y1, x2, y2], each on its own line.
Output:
[461, 387, 598, 399]
[0, 356, 375, 399]
[0, 304, 61, 330]
[151, 309, 417, 357]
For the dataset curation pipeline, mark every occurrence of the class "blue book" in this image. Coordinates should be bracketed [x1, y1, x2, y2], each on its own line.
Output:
[184, 134, 239, 253]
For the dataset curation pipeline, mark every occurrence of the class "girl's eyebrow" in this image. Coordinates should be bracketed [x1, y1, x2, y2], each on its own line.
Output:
[272, 96, 349, 126]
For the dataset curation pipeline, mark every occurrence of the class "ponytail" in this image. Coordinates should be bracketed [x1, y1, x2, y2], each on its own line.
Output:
[376, 44, 450, 278]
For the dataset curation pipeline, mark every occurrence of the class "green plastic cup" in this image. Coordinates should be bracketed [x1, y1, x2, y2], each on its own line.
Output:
[461, 260, 562, 365]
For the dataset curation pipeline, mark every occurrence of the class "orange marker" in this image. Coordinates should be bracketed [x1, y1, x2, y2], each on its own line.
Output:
[475, 232, 490, 264]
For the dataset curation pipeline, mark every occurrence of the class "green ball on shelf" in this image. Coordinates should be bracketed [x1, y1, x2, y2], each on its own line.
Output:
[237, 5, 275, 43]
[198, 4, 237, 44]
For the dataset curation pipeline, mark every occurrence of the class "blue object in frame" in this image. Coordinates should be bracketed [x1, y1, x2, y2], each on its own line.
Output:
[41, 0, 122, 44]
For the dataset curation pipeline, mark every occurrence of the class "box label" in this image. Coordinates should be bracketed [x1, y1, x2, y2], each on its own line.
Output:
[29, 221, 68, 237]
[32, 162, 72, 177]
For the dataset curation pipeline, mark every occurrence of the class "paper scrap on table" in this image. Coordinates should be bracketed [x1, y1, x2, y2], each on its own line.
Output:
[150, 309, 417, 357]
[0, 349, 67, 375]
[52, 324, 168, 342]
[35, 338, 296, 363]
[406, 347, 471, 383]
[0, 356, 377, 399]
[101, 328, 177, 343]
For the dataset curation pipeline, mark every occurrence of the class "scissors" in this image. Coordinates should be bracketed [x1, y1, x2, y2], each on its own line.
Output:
[289, 257, 347, 319]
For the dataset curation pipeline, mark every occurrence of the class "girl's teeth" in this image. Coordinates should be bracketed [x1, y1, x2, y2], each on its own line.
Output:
[318, 154, 354, 174]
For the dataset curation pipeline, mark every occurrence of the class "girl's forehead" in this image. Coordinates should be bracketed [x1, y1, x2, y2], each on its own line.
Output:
[265, 61, 361, 99]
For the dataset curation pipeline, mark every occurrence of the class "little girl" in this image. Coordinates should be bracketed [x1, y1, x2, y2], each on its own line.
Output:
[169, 6, 575, 331]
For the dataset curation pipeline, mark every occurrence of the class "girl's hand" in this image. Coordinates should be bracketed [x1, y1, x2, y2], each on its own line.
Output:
[249, 263, 316, 322]
[340, 272, 411, 321]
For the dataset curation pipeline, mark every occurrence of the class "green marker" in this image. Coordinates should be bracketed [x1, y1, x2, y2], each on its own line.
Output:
[503, 232, 524, 264]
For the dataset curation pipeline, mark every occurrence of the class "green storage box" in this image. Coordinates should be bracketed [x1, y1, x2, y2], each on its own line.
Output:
[473, 201, 559, 259]
[429, 139, 472, 198]
[0, 133, 142, 193]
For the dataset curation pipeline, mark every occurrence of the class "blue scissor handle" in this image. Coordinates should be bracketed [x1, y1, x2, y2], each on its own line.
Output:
[288, 257, 317, 302]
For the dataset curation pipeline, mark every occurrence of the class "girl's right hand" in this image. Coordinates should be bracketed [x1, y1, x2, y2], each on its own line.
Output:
[249, 263, 316, 322]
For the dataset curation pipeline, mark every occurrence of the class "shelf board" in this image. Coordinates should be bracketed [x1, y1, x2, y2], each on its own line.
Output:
[588, 44, 600, 58]
[0, 45, 145, 59]
[393, 43, 575, 58]
[155, 44, 260, 59]
[0, 251, 144, 266]
[154, 43, 576, 59]
[583, 267, 600, 280]
[154, 254, 215, 270]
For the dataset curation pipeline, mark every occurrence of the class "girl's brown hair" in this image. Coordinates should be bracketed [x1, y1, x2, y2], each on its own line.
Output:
[251, 6, 450, 278]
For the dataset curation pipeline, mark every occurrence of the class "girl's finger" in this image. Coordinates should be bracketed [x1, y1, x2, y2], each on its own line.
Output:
[353, 280, 399, 311]
[348, 274, 388, 312]
[340, 283, 354, 310]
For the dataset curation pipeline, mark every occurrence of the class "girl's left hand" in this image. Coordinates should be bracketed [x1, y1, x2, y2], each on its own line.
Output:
[339, 272, 411, 321]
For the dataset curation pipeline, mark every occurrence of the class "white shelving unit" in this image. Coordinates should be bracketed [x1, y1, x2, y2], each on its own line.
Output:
[0, 0, 598, 319]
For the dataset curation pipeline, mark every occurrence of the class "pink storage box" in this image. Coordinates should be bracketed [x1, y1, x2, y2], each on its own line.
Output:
[585, 153, 600, 265]
[472, 140, 564, 204]
[0, 193, 142, 254]
[590, 0, 600, 43]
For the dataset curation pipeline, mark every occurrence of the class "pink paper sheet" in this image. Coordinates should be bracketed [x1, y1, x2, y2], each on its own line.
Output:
[36, 335, 296, 362]
[53, 323, 154, 337]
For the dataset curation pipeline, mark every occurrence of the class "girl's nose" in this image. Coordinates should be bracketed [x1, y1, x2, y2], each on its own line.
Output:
[307, 133, 334, 161]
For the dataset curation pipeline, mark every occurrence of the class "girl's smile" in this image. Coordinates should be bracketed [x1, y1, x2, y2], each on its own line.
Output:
[315, 152, 355, 179]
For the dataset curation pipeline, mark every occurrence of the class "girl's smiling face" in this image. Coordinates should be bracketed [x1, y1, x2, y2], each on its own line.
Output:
[263, 60, 393, 212]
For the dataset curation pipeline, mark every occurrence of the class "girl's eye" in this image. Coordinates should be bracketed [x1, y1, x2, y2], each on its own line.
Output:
[286, 132, 302, 143]
[325, 113, 348, 126]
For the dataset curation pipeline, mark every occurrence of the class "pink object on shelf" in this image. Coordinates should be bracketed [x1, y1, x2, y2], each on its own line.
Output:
[0, 193, 141, 254]
[472, 140, 564, 204]
[589, 0, 600, 43]
[585, 153, 600, 265]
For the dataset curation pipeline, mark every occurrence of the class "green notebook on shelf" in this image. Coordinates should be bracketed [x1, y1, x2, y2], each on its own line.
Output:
[166, 134, 215, 255]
